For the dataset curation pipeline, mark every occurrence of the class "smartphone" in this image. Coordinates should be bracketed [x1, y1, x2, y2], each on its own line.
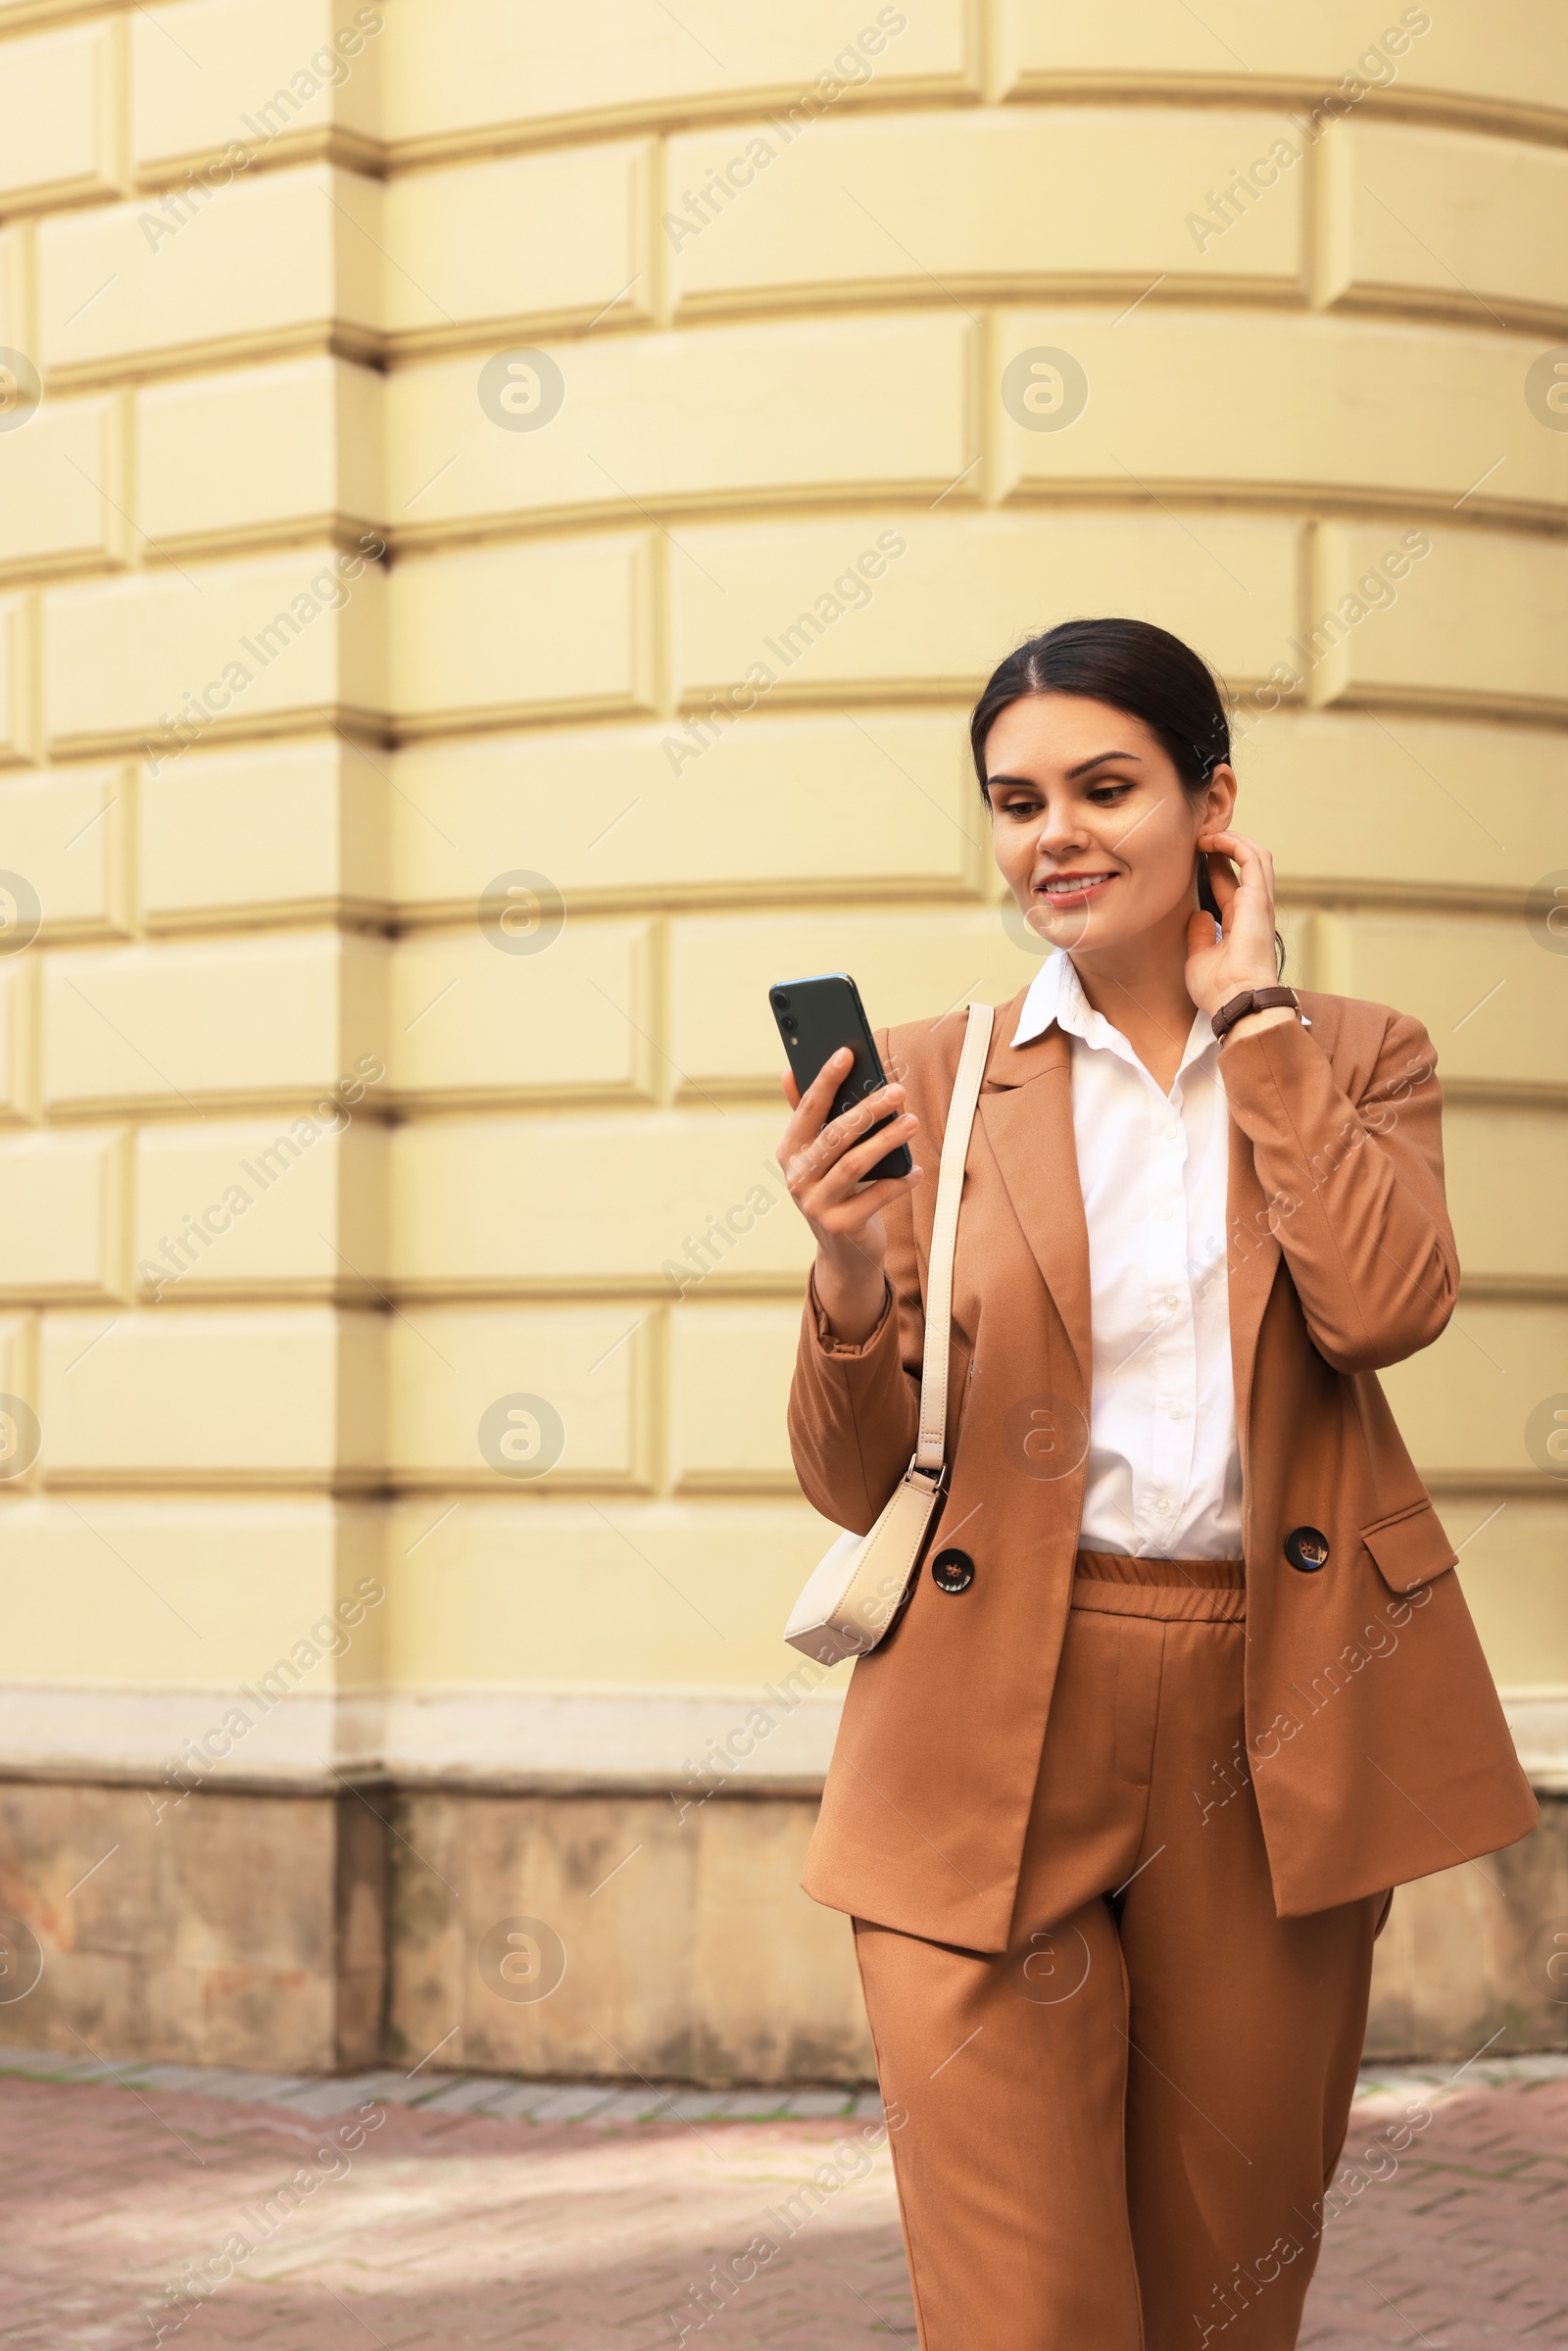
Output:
[769, 972, 912, 1182]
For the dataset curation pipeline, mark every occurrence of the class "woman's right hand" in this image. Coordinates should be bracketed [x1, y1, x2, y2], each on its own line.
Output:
[776, 1048, 923, 1345]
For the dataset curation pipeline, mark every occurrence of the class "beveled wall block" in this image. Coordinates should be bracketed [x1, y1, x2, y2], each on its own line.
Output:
[1330, 122, 1568, 325]
[668, 109, 1308, 310]
[0, 1779, 386, 2073]
[0, 20, 122, 214]
[37, 167, 382, 380]
[384, 1788, 874, 2087]
[128, 0, 382, 180]
[379, 1, 975, 150]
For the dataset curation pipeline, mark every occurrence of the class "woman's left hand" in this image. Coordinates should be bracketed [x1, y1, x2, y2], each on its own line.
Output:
[1185, 828, 1280, 1017]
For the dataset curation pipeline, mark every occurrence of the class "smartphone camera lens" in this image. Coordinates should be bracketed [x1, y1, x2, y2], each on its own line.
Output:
[781, 1014, 797, 1032]
[771, 991, 790, 1008]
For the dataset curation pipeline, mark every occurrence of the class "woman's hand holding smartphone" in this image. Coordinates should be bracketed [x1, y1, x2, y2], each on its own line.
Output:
[775, 1048, 923, 1348]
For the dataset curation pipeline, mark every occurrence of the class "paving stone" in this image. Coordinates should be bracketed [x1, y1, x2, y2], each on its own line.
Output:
[645, 2089, 737, 2120]
[285, 2067, 426, 2107]
[156, 2067, 290, 2102]
[402, 2075, 506, 2114]
[210, 2075, 316, 2105]
[30, 2056, 132, 2087]
[587, 2088, 676, 2123]
[0, 2049, 76, 2077]
[263, 2079, 388, 2117]
[3, 2056, 1567, 2347]
[121, 2062, 230, 2094]
[512, 2085, 625, 2123]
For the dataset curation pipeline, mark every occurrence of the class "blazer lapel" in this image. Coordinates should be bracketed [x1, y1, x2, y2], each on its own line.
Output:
[974, 986, 1093, 1407]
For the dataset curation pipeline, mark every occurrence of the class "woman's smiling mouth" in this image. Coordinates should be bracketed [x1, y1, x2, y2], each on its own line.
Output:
[1033, 871, 1119, 908]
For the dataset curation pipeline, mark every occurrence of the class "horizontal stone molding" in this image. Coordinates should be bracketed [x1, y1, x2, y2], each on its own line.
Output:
[9, 480, 1568, 588]
[0, 880, 1556, 945]
[0, 1678, 1560, 1795]
[994, 85, 1568, 152]
[1501, 1691, 1568, 1790]
[6, 1267, 1549, 1311]
[0, 1679, 849, 1793]
[24, 287, 1568, 406]
[365, 88, 1568, 172]
[3, 24, 1566, 166]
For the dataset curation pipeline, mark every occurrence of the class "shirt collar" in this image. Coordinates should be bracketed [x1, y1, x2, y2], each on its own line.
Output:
[1010, 951, 1218, 1083]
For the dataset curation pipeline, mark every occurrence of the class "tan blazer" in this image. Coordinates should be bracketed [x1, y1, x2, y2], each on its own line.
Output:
[788, 984, 1538, 1946]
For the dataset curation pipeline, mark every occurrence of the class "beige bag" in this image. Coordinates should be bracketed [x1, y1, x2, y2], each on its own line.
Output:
[784, 1001, 995, 1665]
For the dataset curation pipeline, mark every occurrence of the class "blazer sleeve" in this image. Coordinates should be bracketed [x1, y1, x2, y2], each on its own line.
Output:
[785, 1027, 926, 1536]
[1218, 1003, 1457, 1375]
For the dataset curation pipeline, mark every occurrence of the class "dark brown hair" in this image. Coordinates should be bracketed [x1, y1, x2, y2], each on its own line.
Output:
[970, 615, 1283, 975]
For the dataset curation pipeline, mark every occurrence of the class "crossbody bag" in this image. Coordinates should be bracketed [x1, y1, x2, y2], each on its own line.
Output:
[783, 1000, 995, 1664]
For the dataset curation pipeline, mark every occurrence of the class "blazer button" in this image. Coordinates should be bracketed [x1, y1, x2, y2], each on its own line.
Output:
[930, 1547, 975, 1594]
[1284, 1525, 1330, 1574]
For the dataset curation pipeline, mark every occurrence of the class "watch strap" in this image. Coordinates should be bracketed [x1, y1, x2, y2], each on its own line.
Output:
[1211, 985, 1301, 1044]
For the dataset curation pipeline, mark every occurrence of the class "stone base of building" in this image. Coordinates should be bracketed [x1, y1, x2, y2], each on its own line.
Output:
[0, 1774, 388, 2074]
[1, 1778, 1563, 2079]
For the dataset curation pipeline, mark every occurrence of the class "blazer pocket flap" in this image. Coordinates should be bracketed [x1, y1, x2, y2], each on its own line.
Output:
[1361, 1500, 1457, 1593]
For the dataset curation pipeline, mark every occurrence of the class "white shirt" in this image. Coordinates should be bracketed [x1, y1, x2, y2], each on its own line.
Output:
[1009, 951, 1243, 1560]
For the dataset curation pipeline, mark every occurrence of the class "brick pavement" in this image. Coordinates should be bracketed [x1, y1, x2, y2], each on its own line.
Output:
[0, 2049, 1565, 2348]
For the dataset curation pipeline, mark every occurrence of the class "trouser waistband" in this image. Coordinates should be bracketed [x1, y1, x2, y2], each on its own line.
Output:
[1072, 1547, 1247, 1622]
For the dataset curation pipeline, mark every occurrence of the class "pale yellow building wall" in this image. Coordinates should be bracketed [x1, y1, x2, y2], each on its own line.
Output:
[0, 0, 1565, 2065]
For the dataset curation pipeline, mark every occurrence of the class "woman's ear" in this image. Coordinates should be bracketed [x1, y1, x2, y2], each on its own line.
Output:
[1204, 764, 1240, 829]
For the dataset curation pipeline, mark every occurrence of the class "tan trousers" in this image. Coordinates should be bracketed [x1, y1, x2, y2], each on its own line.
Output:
[854, 1551, 1386, 2351]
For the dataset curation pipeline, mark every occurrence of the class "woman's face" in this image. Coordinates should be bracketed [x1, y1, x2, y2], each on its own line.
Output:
[983, 692, 1236, 955]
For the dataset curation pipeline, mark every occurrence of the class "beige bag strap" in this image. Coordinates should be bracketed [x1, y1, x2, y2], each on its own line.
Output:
[913, 1001, 995, 1472]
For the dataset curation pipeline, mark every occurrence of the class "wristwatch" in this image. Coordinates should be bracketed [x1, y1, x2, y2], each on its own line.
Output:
[1209, 986, 1309, 1046]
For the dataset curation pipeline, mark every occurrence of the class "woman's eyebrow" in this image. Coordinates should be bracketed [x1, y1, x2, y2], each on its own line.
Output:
[1064, 749, 1143, 779]
[983, 750, 1145, 790]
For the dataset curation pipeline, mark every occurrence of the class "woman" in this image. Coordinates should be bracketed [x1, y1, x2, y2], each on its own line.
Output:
[777, 618, 1536, 2350]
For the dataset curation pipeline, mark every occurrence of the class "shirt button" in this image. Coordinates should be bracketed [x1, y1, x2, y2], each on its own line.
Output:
[1152, 1496, 1171, 1516]
[1163, 1293, 1179, 1311]
[1169, 1404, 1185, 1420]
[1162, 1125, 1178, 1141]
